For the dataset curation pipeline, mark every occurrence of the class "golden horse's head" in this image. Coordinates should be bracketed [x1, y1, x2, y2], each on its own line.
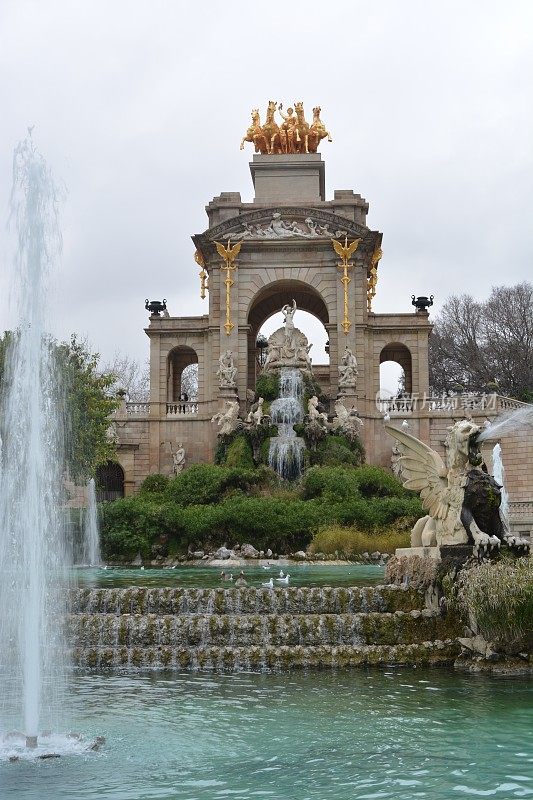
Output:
[313, 106, 321, 118]
[267, 100, 277, 113]
[294, 101, 304, 115]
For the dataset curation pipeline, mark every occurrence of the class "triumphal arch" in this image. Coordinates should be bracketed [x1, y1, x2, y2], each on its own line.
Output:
[111, 102, 532, 533]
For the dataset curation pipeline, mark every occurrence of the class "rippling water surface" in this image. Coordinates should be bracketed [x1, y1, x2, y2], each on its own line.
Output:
[75, 563, 385, 589]
[1, 669, 532, 799]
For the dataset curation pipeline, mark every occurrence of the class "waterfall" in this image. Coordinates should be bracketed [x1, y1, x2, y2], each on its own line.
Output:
[268, 368, 305, 479]
[0, 135, 70, 748]
[492, 443, 510, 529]
[83, 478, 102, 566]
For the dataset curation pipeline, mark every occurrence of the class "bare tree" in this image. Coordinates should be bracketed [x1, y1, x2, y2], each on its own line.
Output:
[429, 283, 533, 401]
[102, 353, 150, 401]
[180, 363, 198, 400]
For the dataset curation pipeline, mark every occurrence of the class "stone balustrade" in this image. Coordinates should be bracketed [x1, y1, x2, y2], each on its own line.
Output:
[125, 402, 150, 415]
[166, 401, 199, 416]
[376, 393, 527, 416]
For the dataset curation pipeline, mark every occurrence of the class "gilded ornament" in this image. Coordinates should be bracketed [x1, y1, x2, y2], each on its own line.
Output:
[331, 236, 361, 334]
[367, 246, 382, 313]
[214, 239, 242, 335]
[195, 250, 208, 299]
[240, 101, 332, 155]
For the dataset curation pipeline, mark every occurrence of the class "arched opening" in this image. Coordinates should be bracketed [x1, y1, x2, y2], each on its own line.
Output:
[167, 346, 198, 402]
[95, 461, 125, 502]
[379, 343, 412, 396]
[247, 280, 330, 391]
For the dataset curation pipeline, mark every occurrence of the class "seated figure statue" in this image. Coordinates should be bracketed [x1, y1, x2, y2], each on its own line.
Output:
[217, 349, 237, 388]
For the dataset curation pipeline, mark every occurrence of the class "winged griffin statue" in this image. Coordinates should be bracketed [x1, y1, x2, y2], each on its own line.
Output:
[385, 419, 529, 557]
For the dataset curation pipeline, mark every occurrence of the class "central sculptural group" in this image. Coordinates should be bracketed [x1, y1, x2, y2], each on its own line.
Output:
[240, 101, 332, 155]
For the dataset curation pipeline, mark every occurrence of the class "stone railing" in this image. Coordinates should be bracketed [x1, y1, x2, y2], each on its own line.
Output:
[509, 501, 533, 520]
[166, 401, 199, 416]
[376, 393, 530, 416]
[125, 402, 150, 415]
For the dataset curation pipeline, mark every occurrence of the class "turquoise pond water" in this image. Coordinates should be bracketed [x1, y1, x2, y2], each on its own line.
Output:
[1, 669, 532, 799]
[75, 564, 385, 589]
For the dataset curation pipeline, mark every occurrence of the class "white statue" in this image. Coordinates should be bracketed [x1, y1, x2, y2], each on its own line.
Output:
[171, 442, 186, 475]
[338, 346, 358, 389]
[245, 397, 265, 428]
[308, 395, 328, 427]
[390, 442, 403, 480]
[211, 400, 241, 437]
[332, 399, 363, 438]
[217, 349, 237, 389]
[282, 299, 297, 347]
[262, 301, 313, 374]
[385, 418, 529, 555]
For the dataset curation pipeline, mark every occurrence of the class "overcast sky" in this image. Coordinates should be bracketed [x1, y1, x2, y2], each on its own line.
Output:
[1, 0, 532, 377]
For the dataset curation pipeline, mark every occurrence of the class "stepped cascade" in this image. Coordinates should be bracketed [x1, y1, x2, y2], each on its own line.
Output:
[268, 368, 306, 480]
[70, 586, 461, 671]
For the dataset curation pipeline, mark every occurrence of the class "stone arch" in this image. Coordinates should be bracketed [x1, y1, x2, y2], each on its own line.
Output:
[167, 345, 198, 402]
[95, 461, 125, 502]
[246, 279, 331, 391]
[379, 342, 413, 394]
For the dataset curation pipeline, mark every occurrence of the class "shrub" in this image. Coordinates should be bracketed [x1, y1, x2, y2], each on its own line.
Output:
[453, 558, 533, 653]
[217, 496, 324, 551]
[309, 525, 410, 557]
[301, 466, 362, 501]
[255, 373, 280, 401]
[165, 464, 231, 505]
[138, 473, 170, 496]
[352, 465, 406, 498]
[99, 497, 185, 559]
[223, 435, 255, 469]
[309, 435, 365, 467]
[332, 496, 423, 531]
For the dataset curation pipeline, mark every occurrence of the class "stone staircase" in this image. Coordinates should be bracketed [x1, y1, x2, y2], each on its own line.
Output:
[70, 585, 461, 671]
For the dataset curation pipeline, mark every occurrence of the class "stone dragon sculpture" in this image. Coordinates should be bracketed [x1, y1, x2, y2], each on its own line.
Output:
[385, 419, 529, 556]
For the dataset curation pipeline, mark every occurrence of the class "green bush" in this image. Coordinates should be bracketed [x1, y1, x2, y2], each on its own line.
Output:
[138, 473, 170, 496]
[302, 466, 362, 502]
[165, 464, 231, 505]
[223, 435, 255, 469]
[332, 496, 423, 531]
[453, 558, 533, 653]
[255, 373, 280, 401]
[352, 465, 406, 498]
[100, 464, 424, 560]
[309, 435, 365, 467]
[309, 525, 410, 556]
[218, 496, 324, 551]
[99, 497, 185, 559]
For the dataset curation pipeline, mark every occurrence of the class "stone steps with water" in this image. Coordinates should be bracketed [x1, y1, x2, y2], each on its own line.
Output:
[69, 610, 457, 648]
[69, 585, 462, 671]
[73, 641, 460, 671]
[71, 585, 424, 616]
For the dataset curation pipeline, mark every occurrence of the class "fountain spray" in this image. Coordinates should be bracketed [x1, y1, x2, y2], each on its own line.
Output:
[0, 135, 70, 748]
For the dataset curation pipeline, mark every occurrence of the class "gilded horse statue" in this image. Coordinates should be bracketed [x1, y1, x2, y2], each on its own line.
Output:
[294, 101, 311, 154]
[240, 108, 269, 154]
[240, 101, 332, 155]
[261, 100, 280, 155]
[309, 106, 332, 152]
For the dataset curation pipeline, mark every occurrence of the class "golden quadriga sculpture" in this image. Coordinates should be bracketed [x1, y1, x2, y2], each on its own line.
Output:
[240, 101, 332, 155]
